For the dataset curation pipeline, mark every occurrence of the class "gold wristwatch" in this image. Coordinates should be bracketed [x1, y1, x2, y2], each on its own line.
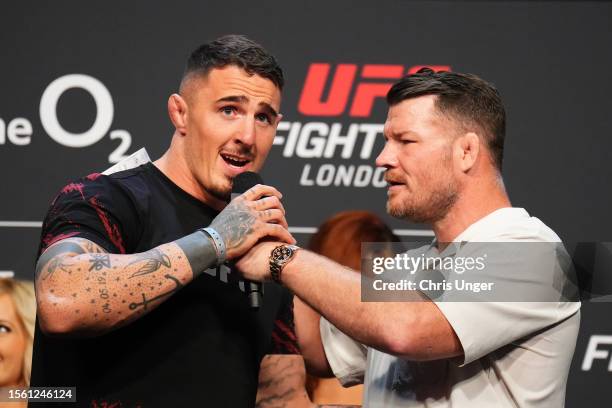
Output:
[269, 244, 300, 284]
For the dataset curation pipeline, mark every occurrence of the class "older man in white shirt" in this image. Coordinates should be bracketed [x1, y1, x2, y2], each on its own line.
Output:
[237, 68, 581, 407]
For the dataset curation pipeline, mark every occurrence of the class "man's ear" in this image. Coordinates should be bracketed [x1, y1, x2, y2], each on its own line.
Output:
[168, 93, 188, 136]
[454, 132, 480, 172]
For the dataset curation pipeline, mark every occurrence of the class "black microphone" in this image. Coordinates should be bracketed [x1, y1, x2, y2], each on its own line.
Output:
[232, 171, 264, 309]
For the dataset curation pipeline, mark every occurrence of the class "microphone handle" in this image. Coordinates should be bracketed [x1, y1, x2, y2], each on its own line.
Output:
[230, 192, 263, 309]
[245, 281, 263, 309]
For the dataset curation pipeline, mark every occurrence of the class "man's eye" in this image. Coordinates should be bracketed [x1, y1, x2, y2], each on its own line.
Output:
[256, 113, 271, 124]
[401, 140, 415, 145]
[0, 325, 11, 333]
[221, 106, 237, 116]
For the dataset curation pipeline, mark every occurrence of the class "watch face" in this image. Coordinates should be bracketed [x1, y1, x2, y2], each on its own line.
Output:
[272, 245, 294, 263]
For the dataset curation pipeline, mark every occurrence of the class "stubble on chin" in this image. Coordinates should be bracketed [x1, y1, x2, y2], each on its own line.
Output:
[211, 188, 231, 202]
[386, 186, 458, 224]
[209, 179, 232, 202]
[196, 170, 232, 203]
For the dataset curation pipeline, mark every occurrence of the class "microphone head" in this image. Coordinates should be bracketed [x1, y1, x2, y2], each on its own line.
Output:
[232, 172, 263, 194]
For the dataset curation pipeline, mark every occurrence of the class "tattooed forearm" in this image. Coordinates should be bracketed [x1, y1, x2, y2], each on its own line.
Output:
[45, 257, 72, 279]
[256, 355, 315, 408]
[127, 249, 171, 278]
[36, 241, 86, 280]
[88, 253, 111, 271]
[128, 274, 183, 311]
[35, 237, 194, 337]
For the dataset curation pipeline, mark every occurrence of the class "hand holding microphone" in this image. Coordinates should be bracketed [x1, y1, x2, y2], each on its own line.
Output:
[206, 172, 295, 307]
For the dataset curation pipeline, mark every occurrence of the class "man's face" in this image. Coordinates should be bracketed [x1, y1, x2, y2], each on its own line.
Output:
[376, 95, 459, 223]
[182, 65, 282, 201]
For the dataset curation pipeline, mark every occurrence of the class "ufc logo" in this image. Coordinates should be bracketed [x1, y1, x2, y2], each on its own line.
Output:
[298, 63, 451, 117]
[581, 335, 612, 371]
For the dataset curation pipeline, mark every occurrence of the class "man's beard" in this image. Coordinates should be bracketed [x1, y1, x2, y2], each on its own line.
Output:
[208, 180, 232, 202]
[387, 181, 458, 224]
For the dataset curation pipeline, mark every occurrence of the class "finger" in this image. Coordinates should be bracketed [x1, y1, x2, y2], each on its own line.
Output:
[243, 184, 283, 201]
[263, 224, 296, 245]
[255, 196, 286, 214]
[259, 209, 289, 228]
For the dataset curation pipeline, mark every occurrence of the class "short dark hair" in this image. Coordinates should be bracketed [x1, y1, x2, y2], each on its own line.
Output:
[183, 34, 284, 90]
[387, 68, 506, 170]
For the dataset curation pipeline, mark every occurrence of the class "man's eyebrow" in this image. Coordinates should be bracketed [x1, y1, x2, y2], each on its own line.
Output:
[216, 95, 279, 117]
[393, 130, 420, 139]
[216, 95, 248, 104]
[259, 102, 279, 118]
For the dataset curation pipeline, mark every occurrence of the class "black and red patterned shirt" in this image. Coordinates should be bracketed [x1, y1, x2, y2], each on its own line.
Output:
[31, 162, 298, 408]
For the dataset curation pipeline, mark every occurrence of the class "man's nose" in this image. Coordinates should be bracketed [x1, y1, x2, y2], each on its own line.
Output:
[234, 116, 256, 147]
[375, 142, 398, 168]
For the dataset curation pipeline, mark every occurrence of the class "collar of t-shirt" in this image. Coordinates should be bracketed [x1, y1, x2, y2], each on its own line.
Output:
[428, 207, 529, 258]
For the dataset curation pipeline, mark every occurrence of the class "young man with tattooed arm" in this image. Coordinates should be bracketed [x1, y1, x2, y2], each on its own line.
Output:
[35, 184, 289, 336]
[30, 35, 307, 407]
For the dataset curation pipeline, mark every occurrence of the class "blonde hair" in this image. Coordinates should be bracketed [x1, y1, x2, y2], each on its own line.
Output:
[0, 279, 36, 387]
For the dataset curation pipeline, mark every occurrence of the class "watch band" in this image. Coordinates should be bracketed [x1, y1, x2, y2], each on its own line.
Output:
[270, 252, 283, 283]
[269, 244, 299, 284]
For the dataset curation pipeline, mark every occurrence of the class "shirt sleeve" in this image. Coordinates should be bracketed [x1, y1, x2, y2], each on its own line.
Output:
[431, 241, 581, 366]
[320, 317, 367, 386]
[38, 173, 140, 256]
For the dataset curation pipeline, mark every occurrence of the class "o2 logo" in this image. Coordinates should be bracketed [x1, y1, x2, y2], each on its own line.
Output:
[1, 74, 132, 163]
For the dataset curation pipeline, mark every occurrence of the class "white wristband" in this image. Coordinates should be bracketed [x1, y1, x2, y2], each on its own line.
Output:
[200, 227, 226, 266]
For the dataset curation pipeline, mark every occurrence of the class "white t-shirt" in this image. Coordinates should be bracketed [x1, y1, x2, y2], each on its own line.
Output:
[320, 208, 581, 407]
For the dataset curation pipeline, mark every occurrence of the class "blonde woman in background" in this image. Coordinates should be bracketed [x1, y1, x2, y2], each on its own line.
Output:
[0, 279, 35, 408]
